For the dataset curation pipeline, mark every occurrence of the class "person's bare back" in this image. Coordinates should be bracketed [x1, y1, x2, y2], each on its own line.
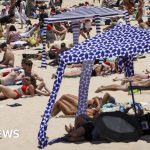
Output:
[3, 49, 14, 66]
[0, 44, 14, 68]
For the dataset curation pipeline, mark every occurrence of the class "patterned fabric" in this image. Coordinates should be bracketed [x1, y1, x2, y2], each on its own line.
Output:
[77, 16, 101, 115]
[38, 10, 149, 148]
[118, 56, 134, 77]
[124, 55, 134, 77]
[59, 25, 150, 64]
[118, 11, 134, 77]
[41, 6, 125, 68]
[41, 23, 47, 68]
[38, 24, 150, 148]
[123, 11, 130, 25]
[44, 6, 124, 23]
[94, 15, 101, 33]
[72, 21, 80, 45]
[38, 62, 66, 148]
[77, 60, 94, 115]
[77, 15, 101, 116]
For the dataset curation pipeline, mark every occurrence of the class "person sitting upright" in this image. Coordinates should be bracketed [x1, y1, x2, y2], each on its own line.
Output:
[6, 25, 22, 44]
[0, 43, 14, 69]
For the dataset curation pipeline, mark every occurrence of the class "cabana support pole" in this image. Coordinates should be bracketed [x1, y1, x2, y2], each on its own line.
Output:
[72, 21, 80, 45]
[94, 15, 101, 33]
[123, 11, 136, 114]
[41, 22, 48, 68]
[118, 11, 135, 77]
[77, 60, 94, 115]
[38, 62, 66, 148]
[77, 15, 101, 115]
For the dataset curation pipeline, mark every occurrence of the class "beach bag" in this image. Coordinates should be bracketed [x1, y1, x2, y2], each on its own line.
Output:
[92, 111, 143, 142]
[138, 113, 150, 135]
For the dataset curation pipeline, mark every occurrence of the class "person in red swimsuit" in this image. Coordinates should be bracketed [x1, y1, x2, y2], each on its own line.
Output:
[0, 76, 35, 100]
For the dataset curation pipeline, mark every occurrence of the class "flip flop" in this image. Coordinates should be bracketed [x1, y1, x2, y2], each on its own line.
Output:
[7, 103, 22, 107]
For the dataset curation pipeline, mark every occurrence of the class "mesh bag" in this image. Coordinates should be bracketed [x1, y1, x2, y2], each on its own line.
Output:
[92, 111, 143, 142]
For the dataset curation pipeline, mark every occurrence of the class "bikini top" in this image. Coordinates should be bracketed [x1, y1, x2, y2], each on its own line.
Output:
[15, 85, 29, 96]
[21, 85, 28, 93]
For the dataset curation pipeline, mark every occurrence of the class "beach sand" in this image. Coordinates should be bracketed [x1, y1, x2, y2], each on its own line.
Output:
[0, 0, 150, 150]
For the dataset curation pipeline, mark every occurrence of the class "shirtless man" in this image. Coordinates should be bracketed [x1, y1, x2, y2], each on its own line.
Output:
[0, 70, 24, 86]
[0, 59, 26, 86]
[0, 43, 14, 69]
[24, 59, 43, 82]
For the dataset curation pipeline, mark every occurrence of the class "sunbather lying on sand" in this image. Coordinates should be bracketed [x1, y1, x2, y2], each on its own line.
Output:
[51, 93, 115, 117]
[113, 70, 150, 82]
[51, 60, 117, 78]
[95, 79, 150, 93]
[0, 76, 50, 101]
[0, 76, 35, 100]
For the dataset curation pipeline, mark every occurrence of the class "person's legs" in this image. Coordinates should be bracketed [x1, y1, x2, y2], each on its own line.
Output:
[52, 94, 78, 116]
[1, 71, 17, 86]
[0, 64, 7, 69]
[64, 70, 81, 77]
[86, 32, 90, 39]
[61, 94, 78, 106]
[0, 92, 7, 100]
[80, 30, 87, 39]
[51, 101, 62, 116]
[133, 73, 148, 80]
[52, 100, 75, 116]
[36, 82, 50, 96]
[102, 93, 110, 105]
[132, 79, 150, 87]
[95, 84, 128, 93]
[59, 33, 66, 40]
[60, 100, 77, 115]
[20, 26, 37, 38]
[0, 85, 18, 99]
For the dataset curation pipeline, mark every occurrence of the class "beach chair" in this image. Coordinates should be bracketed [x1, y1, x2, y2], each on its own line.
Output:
[128, 86, 150, 94]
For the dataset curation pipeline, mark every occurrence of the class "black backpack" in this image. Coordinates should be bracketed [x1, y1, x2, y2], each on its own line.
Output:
[138, 113, 150, 135]
[92, 111, 143, 142]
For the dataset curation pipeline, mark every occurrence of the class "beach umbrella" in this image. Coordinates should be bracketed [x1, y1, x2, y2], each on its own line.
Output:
[38, 24, 150, 148]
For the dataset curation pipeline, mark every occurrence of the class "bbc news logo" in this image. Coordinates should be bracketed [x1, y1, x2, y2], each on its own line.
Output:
[0, 129, 20, 139]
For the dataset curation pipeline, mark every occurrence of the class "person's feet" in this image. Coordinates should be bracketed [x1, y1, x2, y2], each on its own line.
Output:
[51, 73, 56, 79]
[95, 86, 104, 93]
[146, 69, 150, 74]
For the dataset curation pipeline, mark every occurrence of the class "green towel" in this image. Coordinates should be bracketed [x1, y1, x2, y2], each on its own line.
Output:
[128, 89, 140, 95]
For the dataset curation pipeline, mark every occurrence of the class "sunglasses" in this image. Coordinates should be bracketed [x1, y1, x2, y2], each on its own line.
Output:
[24, 78, 31, 81]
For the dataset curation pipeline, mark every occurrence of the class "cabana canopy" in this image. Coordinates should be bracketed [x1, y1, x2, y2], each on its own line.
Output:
[59, 25, 150, 64]
[38, 24, 150, 148]
[41, 6, 128, 68]
[44, 6, 124, 23]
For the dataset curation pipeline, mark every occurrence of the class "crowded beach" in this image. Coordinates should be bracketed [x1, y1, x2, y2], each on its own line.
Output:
[0, 0, 150, 150]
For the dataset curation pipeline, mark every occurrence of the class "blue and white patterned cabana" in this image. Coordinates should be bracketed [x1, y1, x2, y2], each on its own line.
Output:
[38, 23, 150, 148]
[41, 6, 128, 68]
